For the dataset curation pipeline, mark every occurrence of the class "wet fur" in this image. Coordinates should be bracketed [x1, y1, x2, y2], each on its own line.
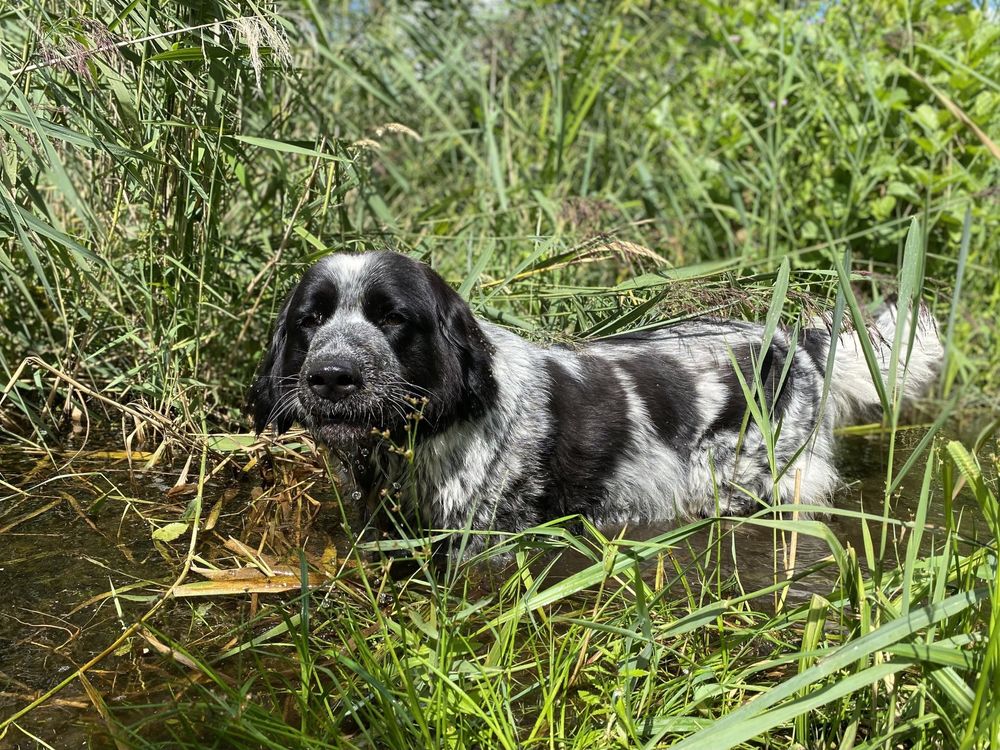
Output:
[249, 251, 942, 554]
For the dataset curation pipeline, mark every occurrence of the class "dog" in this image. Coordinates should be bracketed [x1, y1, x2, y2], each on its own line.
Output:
[249, 251, 942, 554]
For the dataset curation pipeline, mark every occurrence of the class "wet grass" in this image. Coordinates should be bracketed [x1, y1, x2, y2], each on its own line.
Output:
[1, 0, 999, 747]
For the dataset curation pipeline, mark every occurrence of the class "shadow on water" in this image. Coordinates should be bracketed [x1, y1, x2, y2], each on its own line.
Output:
[0, 421, 991, 747]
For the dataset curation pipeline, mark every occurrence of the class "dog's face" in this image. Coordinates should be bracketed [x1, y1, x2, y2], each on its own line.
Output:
[249, 252, 496, 449]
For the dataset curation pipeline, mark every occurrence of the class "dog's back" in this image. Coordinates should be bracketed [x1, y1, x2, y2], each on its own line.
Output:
[818, 300, 942, 425]
[431, 301, 943, 531]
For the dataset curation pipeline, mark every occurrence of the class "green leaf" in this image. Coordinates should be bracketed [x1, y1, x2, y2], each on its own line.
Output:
[232, 136, 349, 162]
[946, 441, 981, 486]
[658, 587, 988, 750]
[152, 522, 189, 542]
[149, 47, 206, 62]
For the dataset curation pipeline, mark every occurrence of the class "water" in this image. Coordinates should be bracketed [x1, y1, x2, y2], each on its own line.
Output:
[0, 433, 339, 748]
[0, 423, 989, 746]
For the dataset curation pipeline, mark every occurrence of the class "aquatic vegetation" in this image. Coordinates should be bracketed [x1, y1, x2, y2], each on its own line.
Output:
[0, 0, 998, 747]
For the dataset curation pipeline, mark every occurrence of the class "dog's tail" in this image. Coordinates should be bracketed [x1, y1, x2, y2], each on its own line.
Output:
[811, 299, 943, 427]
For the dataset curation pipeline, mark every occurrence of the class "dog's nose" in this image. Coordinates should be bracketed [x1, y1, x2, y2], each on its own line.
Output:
[306, 360, 362, 402]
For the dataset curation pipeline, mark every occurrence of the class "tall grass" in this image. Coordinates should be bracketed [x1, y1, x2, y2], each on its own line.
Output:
[1, 0, 999, 747]
[1, 0, 997, 429]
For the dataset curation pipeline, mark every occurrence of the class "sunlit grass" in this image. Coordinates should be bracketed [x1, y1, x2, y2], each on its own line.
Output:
[0, 0, 998, 747]
[48, 432, 991, 750]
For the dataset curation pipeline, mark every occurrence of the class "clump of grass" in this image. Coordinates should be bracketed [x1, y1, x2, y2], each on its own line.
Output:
[1, 212, 996, 750]
[1, 0, 997, 428]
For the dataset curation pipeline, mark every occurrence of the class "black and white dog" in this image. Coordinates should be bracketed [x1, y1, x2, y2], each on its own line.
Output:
[249, 251, 941, 550]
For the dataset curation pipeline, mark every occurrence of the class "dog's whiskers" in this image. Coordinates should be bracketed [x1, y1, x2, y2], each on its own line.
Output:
[384, 376, 433, 398]
[266, 390, 302, 427]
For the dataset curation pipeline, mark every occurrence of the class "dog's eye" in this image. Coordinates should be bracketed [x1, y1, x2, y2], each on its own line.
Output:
[380, 311, 407, 328]
[298, 311, 325, 328]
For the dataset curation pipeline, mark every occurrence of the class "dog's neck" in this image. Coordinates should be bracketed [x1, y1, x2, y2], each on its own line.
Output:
[328, 405, 493, 531]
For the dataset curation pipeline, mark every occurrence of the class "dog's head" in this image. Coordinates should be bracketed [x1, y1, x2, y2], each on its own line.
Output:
[248, 252, 497, 449]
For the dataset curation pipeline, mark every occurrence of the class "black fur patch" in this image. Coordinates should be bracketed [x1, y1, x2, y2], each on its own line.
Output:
[540, 356, 634, 517]
[708, 340, 791, 434]
[617, 354, 701, 446]
[800, 328, 830, 374]
[247, 295, 299, 434]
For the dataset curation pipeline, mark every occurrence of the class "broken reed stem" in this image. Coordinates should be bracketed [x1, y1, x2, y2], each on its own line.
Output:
[1, 356, 213, 463]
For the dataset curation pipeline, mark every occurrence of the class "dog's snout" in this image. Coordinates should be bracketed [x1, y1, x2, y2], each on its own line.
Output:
[307, 359, 363, 402]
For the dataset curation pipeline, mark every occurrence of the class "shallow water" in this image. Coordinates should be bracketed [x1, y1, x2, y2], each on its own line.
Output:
[527, 422, 990, 606]
[0, 422, 990, 746]
[0, 435, 317, 748]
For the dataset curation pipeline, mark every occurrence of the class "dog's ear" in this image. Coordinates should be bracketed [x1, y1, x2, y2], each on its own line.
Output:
[423, 266, 497, 418]
[247, 293, 298, 435]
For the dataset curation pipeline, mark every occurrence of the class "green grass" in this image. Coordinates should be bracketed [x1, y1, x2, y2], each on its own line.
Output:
[1, 0, 999, 747]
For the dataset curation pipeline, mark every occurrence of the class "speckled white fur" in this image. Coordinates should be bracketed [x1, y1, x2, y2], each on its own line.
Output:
[413, 311, 941, 535]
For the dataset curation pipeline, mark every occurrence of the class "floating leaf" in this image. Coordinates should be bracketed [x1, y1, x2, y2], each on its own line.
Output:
[152, 522, 189, 542]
